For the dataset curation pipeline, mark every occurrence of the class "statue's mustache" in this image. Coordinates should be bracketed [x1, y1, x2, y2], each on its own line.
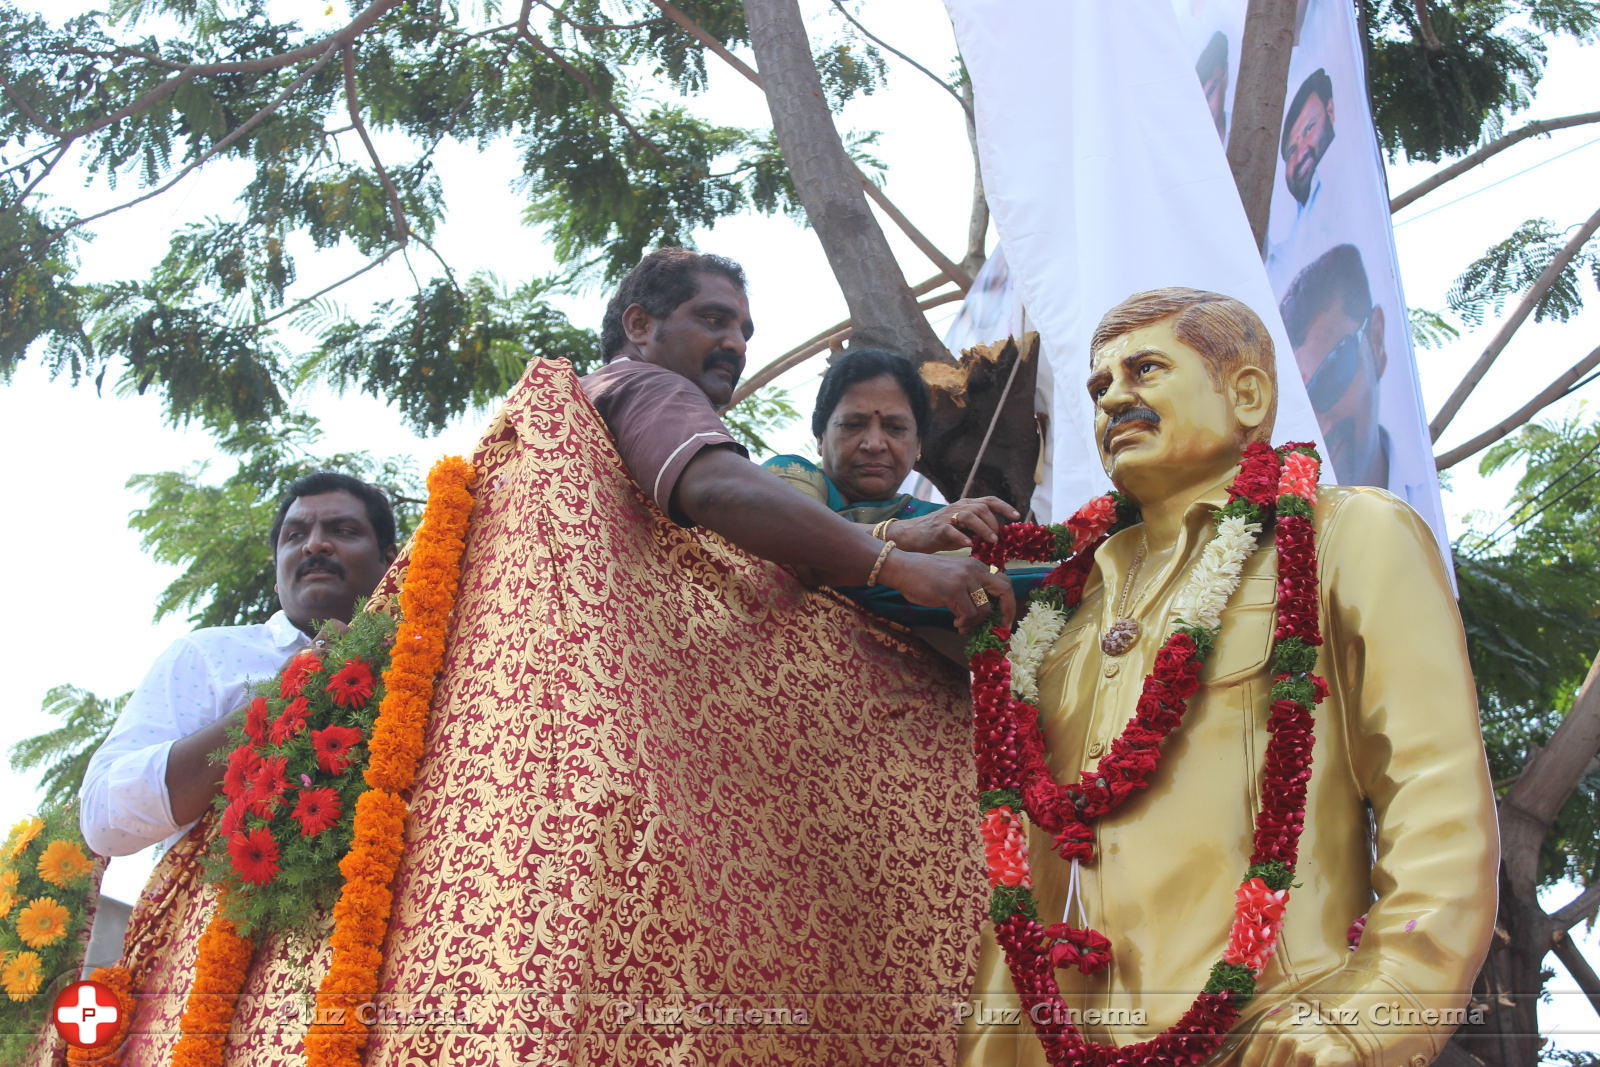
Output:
[1103, 406, 1159, 450]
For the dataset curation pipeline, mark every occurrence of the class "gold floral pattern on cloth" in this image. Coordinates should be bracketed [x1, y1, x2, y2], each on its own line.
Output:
[114, 359, 983, 1065]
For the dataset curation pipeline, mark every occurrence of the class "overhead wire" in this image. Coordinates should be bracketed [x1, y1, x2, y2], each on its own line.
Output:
[1466, 434, 1600, 554]
[1393, 134, 1600, 228]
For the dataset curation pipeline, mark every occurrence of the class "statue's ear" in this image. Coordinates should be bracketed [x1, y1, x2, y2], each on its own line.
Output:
[1230, 364, 1273, 435]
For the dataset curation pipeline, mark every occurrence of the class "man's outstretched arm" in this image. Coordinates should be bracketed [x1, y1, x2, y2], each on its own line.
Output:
[674, 446, 1015, 632]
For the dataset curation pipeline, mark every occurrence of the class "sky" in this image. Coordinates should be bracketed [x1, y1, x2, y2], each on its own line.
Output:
[1, 0, 1597, 1050]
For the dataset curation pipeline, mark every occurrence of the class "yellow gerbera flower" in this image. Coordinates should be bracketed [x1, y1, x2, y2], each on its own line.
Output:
[37, 839, 94, 888]
[1, 950, 43, 1002]
[0, 889, 16, 918]
[5, 817, 43, 858]
[15, 897, 70, 949]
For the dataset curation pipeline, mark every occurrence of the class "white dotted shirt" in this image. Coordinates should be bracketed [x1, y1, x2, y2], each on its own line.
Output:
[79, 611, 309, 857]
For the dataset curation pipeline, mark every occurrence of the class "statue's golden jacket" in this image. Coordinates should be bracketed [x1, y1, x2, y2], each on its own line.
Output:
[964, 474, 1499, 1067]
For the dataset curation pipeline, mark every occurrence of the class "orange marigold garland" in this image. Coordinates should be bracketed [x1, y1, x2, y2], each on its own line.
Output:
[307, 455, 475, 1067]
[169, 907, 255, 1066]
[65, 966, 134, 1064]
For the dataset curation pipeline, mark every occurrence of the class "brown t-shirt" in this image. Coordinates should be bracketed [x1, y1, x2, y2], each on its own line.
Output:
[579, 358, 747, 524]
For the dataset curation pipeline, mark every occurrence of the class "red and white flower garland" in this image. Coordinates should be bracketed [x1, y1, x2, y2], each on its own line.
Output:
[967, 443, 1325, 1066]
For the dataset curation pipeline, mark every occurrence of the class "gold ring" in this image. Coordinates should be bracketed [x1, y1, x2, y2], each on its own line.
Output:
[969, 588, 990, 607]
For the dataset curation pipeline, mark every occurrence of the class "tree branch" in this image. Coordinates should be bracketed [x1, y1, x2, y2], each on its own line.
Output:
[515, 28, 673, 167]
[15, 145, 67, 205]
[342, 46, 409, 246]
[47, 0, 403, 147]
[728, 275, 959, 405]
[1412, 0, 1444, 51]
[1551, 881, 1600, 933]
[0, 76, 63, 136]
[1501, 650, 1600, 892]
[1551, 936, 1600, 1020]
[825, 0, 971, 121]
[961, 76, 987, 275]
[253, 245, 400, 331]
[1392, 111, 1600, 213]
[651, 0, 969, 291]
[408, 232, 459, 293]
[1435, 342, 1600, 470]
[532, 0, 661, 34]
[60, 43, 345, 234]
[1429, 204, 1600, 440]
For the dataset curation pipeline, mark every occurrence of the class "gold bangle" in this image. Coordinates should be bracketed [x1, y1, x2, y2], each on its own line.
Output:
[866, 539, 896, 586]
[871, 518, 895, 540]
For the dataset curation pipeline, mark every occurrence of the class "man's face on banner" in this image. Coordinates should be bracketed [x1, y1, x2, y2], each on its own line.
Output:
[1283, 91, 1335, 205]
[1295, 301, 1388, 486]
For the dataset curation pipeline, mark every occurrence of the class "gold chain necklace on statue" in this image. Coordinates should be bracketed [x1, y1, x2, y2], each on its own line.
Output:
[1100, 533, 1152, 657]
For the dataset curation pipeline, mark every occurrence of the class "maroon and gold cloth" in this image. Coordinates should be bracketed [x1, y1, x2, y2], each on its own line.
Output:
[115, 359, 982, 1065]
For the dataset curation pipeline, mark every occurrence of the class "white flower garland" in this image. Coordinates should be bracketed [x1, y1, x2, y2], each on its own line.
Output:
[1005, 515, 1264, 688]
[1172, 515, 1263, 631]
[1009, 601, 1068, 702]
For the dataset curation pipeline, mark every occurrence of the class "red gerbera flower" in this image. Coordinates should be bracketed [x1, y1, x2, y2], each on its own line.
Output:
[227, 826, 280, 885]
[222, 745, 262, 801]
[291, 786, 342, 837]
[219, 799, 249, 837]
[325, 659, 377, 709]
[311, 725, 363, 775]
[247, 755, 289, 818]
[280, 650, 321, 699]
[269, 696, 310, 745]
[243, 696, 270, 744]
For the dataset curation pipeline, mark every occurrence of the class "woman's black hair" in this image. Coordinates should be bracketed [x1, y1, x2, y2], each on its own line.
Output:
[811, 348, 932, 440]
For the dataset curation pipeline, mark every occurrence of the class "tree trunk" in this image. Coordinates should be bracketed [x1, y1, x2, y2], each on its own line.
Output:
[741, 0, 1036, 505]
[1446, 649, 1600, 1064]
[742, 0, 950, 366]
[1226, 0, 1299, 249]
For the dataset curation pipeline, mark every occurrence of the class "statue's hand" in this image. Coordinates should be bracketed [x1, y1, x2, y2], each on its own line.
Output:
[1234, 1005, 1366, 1067]
[888, 497, 1020, 554]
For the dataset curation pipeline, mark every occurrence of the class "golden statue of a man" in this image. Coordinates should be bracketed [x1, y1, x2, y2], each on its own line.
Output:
[962, 288, 1498, 1066]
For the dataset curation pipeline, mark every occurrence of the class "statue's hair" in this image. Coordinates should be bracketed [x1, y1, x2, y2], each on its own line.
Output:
[1089, 287, 1278, 443]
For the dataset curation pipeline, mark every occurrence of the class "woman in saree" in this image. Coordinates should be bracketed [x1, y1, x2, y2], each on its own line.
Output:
[764, 348, 1045, 639]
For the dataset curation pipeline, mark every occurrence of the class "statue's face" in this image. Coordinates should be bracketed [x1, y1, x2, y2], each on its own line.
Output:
[1088, 320, 1249, 497]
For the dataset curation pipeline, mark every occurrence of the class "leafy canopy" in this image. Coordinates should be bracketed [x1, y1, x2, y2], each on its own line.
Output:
[0, 0, 886, 435]
[1456, 412, 1600, 887]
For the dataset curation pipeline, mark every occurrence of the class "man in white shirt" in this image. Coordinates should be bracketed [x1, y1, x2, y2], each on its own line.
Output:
[81, 472, 398, 856]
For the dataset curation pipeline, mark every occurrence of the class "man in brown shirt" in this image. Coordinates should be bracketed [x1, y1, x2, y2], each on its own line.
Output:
[581, 247, 1013, 631]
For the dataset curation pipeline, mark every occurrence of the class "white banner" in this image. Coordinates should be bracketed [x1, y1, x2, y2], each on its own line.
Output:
[943, 0, 1328, 523]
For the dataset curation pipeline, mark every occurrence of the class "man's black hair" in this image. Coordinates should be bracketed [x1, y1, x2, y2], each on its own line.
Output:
[599, 247, 748, 361]
[269, 472, 398, 555]
[1280, 68, 1334, 158]
[1279, 244, 1372, 347]
[811, 347, 932, 440]
[1195, 30, 1228, 82]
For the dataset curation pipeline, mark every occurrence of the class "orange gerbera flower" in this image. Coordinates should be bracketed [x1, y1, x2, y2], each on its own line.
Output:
[6, 817, 43, 857]
[2, 950, 44, 1002]
[16, 896, 71, 948]
[37, 839, 94, 887]
[0, 868, 18, 918]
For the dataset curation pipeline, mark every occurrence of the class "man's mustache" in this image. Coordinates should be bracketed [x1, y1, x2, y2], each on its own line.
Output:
[705, 351, 742, 384]
[1103, 407, 1160, 450]
[297, 557, 346, 580]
